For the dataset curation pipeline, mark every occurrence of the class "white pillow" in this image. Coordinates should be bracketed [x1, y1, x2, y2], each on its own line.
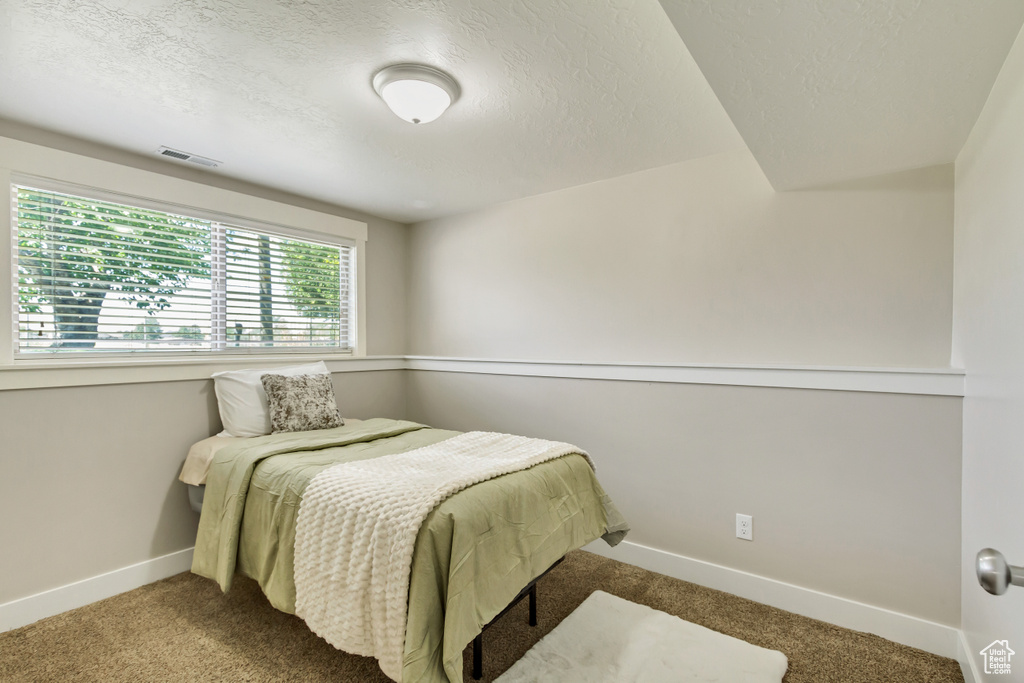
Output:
[212, 361, 330, 437]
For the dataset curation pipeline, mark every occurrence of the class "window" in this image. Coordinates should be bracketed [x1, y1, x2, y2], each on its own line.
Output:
[13, 183, 355, 356]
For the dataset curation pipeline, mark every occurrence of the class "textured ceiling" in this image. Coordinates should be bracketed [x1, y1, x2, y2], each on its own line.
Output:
[2, 2, 1022, 221]
[0, 0, 744, 222]
[659, 0, 1024, 190]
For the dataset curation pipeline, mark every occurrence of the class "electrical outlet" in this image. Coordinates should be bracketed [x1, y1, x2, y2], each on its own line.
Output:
[736, 513, 753, 541]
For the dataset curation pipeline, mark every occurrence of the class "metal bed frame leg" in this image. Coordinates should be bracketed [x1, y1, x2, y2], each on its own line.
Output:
[528, 583, 537, 626]
[473, 633, 483, 680]
[471, 557, 561, 680]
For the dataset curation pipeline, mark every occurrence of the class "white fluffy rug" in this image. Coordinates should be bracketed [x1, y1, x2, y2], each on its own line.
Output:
[495, 590, 788, 683]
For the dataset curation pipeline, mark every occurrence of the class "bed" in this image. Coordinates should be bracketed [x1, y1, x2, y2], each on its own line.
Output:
[185, 410, 628, 683]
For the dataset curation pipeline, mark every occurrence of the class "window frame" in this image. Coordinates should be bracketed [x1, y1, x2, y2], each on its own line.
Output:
[12, 177, 358, 359]
[0, 136, 368, 388]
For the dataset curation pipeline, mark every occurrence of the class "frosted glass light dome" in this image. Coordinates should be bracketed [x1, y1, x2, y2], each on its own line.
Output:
[372, 64, 460, 124]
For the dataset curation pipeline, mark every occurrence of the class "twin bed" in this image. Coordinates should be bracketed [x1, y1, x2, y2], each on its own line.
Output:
[182, 363, 628, 683]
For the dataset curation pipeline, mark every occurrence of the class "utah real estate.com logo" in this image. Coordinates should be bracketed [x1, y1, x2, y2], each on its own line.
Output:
[980, 640, 1015, 675]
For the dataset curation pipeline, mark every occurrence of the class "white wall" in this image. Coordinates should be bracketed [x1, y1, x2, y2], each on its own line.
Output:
[408, 370, 962, 625]
[406, 147, 962, 628]
[410, 149, 953, 368]
[953, 21, 1024, 678]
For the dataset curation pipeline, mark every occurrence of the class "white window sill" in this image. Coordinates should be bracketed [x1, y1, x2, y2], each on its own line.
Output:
[0, 354, 405, 391]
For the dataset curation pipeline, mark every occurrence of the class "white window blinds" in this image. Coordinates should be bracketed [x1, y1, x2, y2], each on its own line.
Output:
[13, 184, 354, 355]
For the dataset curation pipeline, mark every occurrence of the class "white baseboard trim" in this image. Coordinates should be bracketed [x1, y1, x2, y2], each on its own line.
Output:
[583, 539, 961, 660]
[957, 630, 982, 683]
[0, 547, 194, 633]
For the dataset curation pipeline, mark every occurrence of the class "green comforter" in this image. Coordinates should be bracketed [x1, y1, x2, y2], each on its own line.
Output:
[192, 418, 628, 683]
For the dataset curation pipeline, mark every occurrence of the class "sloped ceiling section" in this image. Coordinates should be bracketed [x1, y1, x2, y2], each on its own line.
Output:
[0, 0, 744, 223]
[659, 0, 1024, 190]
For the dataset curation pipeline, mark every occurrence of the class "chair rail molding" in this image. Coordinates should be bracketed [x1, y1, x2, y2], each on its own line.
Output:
[406, 356, 965, 397]
[0, 354, 964, 396]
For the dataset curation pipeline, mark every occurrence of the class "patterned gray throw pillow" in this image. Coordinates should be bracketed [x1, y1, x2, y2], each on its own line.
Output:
[260, 373, 344, 434]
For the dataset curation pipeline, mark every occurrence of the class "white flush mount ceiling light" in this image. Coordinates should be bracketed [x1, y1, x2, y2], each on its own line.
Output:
[372, 64, 460, 124]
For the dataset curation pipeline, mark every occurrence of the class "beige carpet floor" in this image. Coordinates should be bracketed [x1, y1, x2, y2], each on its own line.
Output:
[0, 550, 964, 682]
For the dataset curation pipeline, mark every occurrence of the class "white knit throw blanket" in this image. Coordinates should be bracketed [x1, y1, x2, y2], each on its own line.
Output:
[293, 431, 592, 683]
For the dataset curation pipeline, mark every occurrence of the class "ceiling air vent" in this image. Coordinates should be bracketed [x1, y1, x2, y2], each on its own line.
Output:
[156, 146, 221, 168]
